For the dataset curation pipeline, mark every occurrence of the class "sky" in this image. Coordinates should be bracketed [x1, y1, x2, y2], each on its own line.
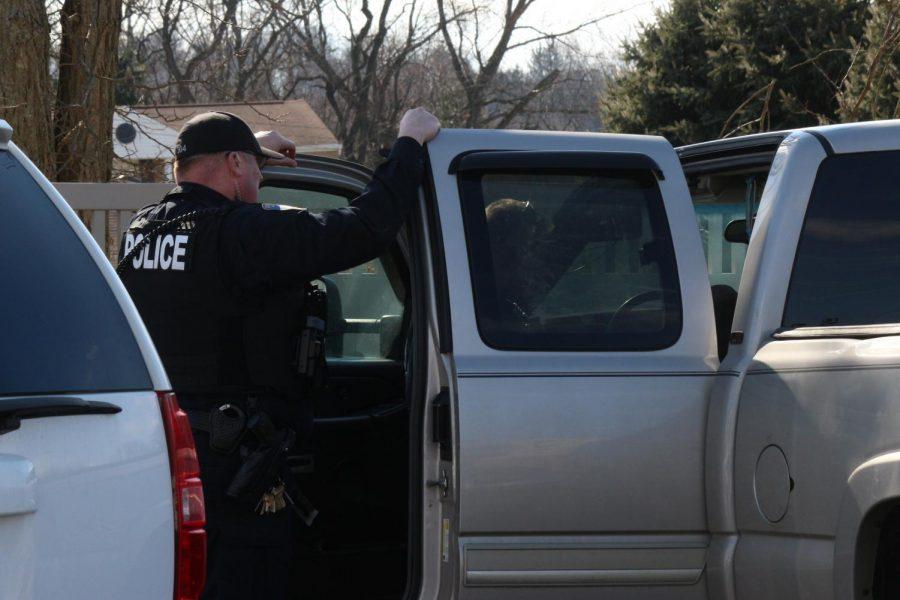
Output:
[502, 0, 671, 67]
[329, 0, 671, 69]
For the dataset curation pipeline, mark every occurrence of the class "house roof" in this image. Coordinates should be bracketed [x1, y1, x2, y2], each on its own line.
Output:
[133, 99, 340, 153]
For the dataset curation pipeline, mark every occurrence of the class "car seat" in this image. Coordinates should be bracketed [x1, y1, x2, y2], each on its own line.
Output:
[711, 284, 738, 360]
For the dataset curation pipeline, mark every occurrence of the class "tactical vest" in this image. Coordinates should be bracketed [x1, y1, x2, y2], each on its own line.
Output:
[118, 195, 309, 410]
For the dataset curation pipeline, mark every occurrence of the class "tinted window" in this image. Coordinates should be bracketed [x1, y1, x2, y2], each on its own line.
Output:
[784, 151, 900, 327]
[0, 151, 151, 395]
[258, 184, 405, 358]
[459, 169, 682, 350]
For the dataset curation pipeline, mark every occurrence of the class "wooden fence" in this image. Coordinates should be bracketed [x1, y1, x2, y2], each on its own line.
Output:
[53, 182, 172, 263]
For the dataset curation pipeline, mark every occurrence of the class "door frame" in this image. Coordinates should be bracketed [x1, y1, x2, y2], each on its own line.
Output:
[262, 154, 438, 600]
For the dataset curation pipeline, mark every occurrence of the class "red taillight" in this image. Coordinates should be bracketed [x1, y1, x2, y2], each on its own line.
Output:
[158, 392, 207, 600]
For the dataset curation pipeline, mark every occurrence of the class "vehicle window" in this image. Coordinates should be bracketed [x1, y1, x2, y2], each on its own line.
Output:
[459, 168, 682, 350]
[687, 171, 765, 291]
[783, 151, 900, 328]
[258, 184, 405, 359]
[0, 151, 151, 396]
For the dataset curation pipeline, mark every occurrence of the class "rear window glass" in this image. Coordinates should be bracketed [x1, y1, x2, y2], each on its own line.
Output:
[459, 169, 682, 350]
[783, 150, 900, 327]
[0, 151, 151, 395]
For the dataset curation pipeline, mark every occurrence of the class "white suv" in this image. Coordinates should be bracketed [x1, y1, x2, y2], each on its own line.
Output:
[0, 120, 205, 599]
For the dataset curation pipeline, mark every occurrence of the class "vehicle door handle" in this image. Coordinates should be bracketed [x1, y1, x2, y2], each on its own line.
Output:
[0, 396, 122, 435]
[0, 455, 36, 517]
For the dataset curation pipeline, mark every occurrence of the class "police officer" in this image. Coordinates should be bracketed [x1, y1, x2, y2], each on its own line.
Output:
[118, 108, 440, 599]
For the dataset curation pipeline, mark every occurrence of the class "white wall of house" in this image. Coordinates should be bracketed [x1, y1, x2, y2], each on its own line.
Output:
[113, 110, 178, 180]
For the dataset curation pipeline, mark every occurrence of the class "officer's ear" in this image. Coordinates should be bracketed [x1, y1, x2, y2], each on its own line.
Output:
[224, 151, 243, 177]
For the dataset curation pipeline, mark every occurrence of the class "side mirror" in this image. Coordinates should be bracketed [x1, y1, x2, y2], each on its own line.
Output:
[724, 219, 750, 244]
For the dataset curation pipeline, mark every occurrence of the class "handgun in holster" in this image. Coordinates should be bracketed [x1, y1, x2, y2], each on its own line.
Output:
[225, 412, 318, 526]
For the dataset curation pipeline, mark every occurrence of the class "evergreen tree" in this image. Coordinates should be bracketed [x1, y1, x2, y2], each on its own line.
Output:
[839, 0, 900, 121]
[601, 0, 724, 145]
[602, 0, 867, 145]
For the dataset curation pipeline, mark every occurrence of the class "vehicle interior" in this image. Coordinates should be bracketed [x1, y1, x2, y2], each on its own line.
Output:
[458, 170, 683, 350]
[257, 181, 421, 600]
[677, 133, 785, 360]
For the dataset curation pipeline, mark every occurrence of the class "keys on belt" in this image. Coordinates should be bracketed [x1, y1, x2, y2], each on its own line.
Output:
[256, 481, 287, 515]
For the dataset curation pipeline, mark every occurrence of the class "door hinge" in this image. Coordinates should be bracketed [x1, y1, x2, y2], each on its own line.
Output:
[432, 387, 452, 461]
[427, 468, 449, 498]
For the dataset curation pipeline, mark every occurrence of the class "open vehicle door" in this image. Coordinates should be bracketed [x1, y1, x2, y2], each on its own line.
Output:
[259, 156, 416, 598]
[424, 129, 721, 599]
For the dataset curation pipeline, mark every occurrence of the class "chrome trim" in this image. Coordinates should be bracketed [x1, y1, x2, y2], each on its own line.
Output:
[773, 323, 900, 340]
[456, 370, 739, 378]
[466, 568, 703, 587]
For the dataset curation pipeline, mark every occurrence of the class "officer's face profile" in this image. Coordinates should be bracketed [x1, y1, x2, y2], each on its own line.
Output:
[225, 151, 264, 204]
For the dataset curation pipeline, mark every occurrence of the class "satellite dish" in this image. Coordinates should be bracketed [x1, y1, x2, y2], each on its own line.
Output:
[115, 122, 137, 144]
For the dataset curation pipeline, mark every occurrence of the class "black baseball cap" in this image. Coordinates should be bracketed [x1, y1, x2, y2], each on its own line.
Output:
[174, 111, 284, 162]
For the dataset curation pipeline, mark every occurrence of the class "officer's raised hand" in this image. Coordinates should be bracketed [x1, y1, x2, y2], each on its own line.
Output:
[398, 108, 441, 145]
[255, 131, 298, 167]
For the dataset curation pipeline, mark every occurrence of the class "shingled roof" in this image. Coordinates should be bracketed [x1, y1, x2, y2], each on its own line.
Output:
[134, 99, 341, 155]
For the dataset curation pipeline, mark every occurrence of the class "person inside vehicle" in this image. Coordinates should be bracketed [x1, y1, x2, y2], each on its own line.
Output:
[485, 198, 549, 322]
[484, 179, 644, 330]
[117, 108, 440, 600]
[484, 188, 601, 324]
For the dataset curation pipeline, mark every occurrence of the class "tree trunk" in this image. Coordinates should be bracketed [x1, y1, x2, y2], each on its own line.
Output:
[0, 0, 54, 175]
[55, 0, 122, 182]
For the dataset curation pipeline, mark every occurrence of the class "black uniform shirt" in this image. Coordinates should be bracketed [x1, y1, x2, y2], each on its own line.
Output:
[120, 136, 424, 399]
[126, 135, 424, 297]
[119, 138, 426, 549]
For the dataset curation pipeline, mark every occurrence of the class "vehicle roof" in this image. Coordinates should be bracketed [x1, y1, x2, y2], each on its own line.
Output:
[676, 131, 788, 175]
[803, 119, 900, 154]
[676, 130, 789, 161]
[676, 119, 900, 162]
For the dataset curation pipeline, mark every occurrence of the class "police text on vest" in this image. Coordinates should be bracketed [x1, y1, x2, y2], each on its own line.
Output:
[124, 232, 190, 271]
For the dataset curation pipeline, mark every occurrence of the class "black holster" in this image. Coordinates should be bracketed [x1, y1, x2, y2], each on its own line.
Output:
[226, 412, 295, 506]
[292, 285, 327, 389]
